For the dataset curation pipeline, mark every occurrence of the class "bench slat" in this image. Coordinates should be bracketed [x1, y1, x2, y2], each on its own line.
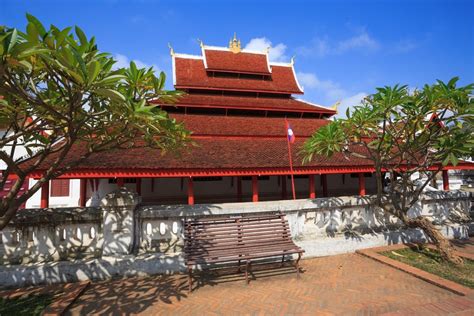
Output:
[185, 214, 283, 224]
[185, 240, 298, 254]
[185, 237, 292, 249]
[187, 248, 303, 265]
[185, 230, 290, 241]
[188, 221, 289, 232]
[186, 220, 286, 232]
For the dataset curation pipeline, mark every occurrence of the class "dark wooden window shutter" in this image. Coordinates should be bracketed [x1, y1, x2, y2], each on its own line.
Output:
[50, 179, 70, 197]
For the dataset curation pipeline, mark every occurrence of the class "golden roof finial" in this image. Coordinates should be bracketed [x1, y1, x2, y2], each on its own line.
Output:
[229, 33, 241, 53]
[331, 100, 340, 114]
[168, 43, 175, 56]
[197, 38, 204, 48]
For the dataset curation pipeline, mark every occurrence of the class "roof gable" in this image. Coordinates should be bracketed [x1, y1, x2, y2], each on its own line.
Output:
[173, 56, 304, 94]
[202, 46, 271, 75]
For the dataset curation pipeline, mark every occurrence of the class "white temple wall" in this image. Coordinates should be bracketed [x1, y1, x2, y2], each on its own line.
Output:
[141, 178, 187, 203]
[325, 174, 377, 196]
[26, 178, 82, 208]
[22, 173, 406, 208]
[2, 189, 471, 288]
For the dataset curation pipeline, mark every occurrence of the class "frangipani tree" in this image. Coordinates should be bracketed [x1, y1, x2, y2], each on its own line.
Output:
[0, 14, 190, 229]
[303, 78, 474, 264]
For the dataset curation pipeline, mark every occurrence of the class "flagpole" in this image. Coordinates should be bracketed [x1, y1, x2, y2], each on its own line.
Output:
[285, 119, 296, 200]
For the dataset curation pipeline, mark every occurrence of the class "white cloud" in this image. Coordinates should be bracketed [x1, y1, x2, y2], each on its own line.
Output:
[244, 37, 288, 62]
[297, 72, 346, 100]
[113, 53, 161, 73]
[297, 31, 379, 57]
[297, 72, 367, 118]
[336, 32, 379, 53]
[337, 92, 368, 118]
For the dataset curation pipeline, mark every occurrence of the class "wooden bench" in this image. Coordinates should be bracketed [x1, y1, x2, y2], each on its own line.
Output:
[184, 213, 304, 292]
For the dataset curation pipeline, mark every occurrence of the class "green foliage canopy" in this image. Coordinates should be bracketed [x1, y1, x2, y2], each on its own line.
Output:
[0, 14, 190, 228]
[304, 79, 473, 175]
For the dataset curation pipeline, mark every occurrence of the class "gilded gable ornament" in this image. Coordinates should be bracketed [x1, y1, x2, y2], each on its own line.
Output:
[229, 33, 241, 53]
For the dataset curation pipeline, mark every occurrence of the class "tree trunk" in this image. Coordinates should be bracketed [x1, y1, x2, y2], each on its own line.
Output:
[407, 216, 463, 265]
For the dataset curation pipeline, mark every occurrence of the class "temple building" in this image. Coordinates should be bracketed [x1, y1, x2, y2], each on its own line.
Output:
[22, 36, 471, 208]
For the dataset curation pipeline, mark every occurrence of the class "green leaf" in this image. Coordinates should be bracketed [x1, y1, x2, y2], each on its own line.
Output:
[97, 74, 126, 85]
[65, 68, 84, 84]
[87, 60, 101, 84]
[6, 28, 18, 54]
[55, 27, 72, 47]
[450, 154, 459, 166]
[44, 35, 55, 49]
[18, 47, 49, 59]
[26, 13, 47, 37]
[26, 22, 39, 43]
[130, 61, 137, 77]
[442, 155, 450, 166]
[71, 47, 87, 79]
[95, 88, 126, 101]
[75, 26, 87, 46]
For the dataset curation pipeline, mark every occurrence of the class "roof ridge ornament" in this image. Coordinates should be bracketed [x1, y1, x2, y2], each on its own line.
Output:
[229, 32, 241, 54]
[197, 38, 204, 48]
[290, 56, 295, 66]
[168, 43, 175, 56]
[331, 100, 340, 114]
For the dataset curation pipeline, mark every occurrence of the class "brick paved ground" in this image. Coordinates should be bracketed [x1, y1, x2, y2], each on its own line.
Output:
[67, 253, 474, 315]
[452, 237, 474, 255]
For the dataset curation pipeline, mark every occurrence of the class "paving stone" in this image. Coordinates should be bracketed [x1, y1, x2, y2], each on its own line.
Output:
[66, 253, 474, 315]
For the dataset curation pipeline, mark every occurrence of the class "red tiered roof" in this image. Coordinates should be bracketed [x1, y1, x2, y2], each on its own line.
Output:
[172, 114, 330, 137]
[23, 114, 474, 178]
[162, 94, 336, 115]
[203, 48, 271, 75]
[174, 56, 303, 94]
[29, 139, 372, 171]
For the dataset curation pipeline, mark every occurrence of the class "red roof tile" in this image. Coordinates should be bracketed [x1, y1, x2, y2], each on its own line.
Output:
[203, 49, 271, 75]
[174, 57, 303, 94]
[165, 94, 335, 114]
[22, 114, 376, 175]
[171, 114, 330, 137]
[25, 138, 373, 174]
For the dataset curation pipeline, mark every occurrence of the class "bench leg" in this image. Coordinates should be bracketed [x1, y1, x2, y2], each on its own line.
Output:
[295, 253, 301, 278]
[188, 266, 193, 293]
[238, 259, 241, 273]
[245, 260, 250, 285]
[281, 255, 285, 267]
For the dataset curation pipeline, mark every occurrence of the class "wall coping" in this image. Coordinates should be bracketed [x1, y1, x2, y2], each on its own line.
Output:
[139, 191, 472, 219]
[7, 207, 102, 227]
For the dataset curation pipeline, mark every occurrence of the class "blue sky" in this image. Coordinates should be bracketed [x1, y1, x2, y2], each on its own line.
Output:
[1, 0, 473, 116]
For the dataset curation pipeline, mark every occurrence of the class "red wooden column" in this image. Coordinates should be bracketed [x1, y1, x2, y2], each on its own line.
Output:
[309, 175, 316, 199]
[442, 170, 449, 191]
[188, 177, 194, 205]
[79, 179, 87, 207]
[358, 173, 366, 196]
[236, 176, 242, 202]
[136, 178, 142, 195]
[321, 174, 328, 197]
[40, 180, 49, 208]
[117, 178, 124, 188]
[252, 176, 258, 202]
[281, 175, 287, 199]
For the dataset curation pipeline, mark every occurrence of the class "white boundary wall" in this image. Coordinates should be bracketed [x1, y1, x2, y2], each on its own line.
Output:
[0, 189, 472, 288]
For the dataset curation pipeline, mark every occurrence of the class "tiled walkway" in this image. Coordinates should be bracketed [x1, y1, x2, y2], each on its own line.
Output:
[67, 253, 473, 315]
[452, 238, 474, 255]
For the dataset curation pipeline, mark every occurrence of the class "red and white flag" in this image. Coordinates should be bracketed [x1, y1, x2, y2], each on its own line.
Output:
[286, 121, 295, 144]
